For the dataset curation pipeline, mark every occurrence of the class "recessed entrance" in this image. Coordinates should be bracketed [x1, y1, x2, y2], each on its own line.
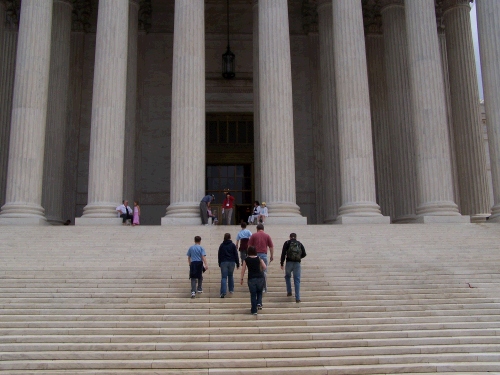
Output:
[206, 113, 254, 224]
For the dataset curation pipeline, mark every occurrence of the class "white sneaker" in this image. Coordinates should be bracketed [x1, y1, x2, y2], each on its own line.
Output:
[191, 292, 196, 298]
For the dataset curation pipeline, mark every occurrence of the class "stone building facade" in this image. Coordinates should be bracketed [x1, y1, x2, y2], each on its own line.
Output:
[0, 0, 499, 225]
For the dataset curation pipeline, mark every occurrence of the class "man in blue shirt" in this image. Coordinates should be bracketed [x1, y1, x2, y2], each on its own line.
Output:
[187, 236, 208, 298]
[200, 194, 215, 225]
[236, 222, 253, 264]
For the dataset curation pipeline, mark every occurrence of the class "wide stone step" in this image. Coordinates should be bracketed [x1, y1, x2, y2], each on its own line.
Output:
[2, 354, 500, 371]
[1, 224, 500, 373]
[2, 345, 500, 361]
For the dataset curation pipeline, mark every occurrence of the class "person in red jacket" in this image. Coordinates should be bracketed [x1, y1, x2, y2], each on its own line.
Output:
[222, 192, 235, 225]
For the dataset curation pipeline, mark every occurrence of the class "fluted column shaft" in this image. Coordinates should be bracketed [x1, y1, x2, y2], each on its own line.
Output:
[258, 0, 303, 220]
[318, 0, 340, 223]
[252, 0, 261, 200]
[308, 31, 324, 224]
[477, 0, 500, 221]
[163, 0, 205, 224]
[42, 0, 73, 225]
[0, 10, 17, 207]
[438, 31, 461, 208]
[404, 0, 461, 220]
[366, 33, 395, 219]
[0, 0, 53, 222]
[0, 1, 5, 48]
[81, 0, 129, 218]
[443, 0, 490, 221]
[331, 0, 385, 222]
[63, 30, 85, 223]
[123, 0, 139, 203]
[381, 1, 417, 223]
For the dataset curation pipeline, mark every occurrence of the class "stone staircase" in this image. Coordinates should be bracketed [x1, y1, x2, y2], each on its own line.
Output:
[0, 223, 500, 374]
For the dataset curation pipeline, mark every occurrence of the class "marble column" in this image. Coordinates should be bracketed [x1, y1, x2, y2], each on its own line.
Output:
[252, 0, 261, 201]
[123, 0, 139, 204]
[443, 0, 490, 222]
[308, 30, 324, 224]
[0, 0, 53, 225]
[0, 3, 18, 208]
[438, 30, 461, 209]
[134, 28, 146, 210]
[162, 0, 205, 225]
[477, 0, 500, 222]
[63, 0, 91, 224]
[331, 0, 388, 224]
[365, 30, 395, 220]
[0, 0, 6, 206]
[318, 0, 340, 224]
[404, 0, 467, 223]
[0, 1, 5, 47]
[42, 0, 73, 225]
[63, 36, 84, 223]
[76, 0, 129, 224]
[258, 0, 306, 224]
[381, 0, 417, 223]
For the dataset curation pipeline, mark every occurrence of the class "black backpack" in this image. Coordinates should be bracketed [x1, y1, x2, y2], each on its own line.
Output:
[287, 240, 302, 262]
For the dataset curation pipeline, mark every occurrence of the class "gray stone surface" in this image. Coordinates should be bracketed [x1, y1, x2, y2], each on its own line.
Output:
[443, 0, 490, 221]
[0, 0, 497, 226]
[75, 217, 123, 226]
[331, 0, 386, 223]
[80, 0, 129, 220]
[438, 31, 461, 210]
[381, 0, 417, 223]
[318, 0, 340, 224]
[0, 0, 53, 223]
[404, 0, 462, 221]
[163, 0, 205, 224]
[477, 0, 500, 222]
[0, 29, 17, 209]
[366, 33, 395, 220]
[123, 0, 140, 204]
[258, 0, 303, 222]
[43, 0, 73, 225]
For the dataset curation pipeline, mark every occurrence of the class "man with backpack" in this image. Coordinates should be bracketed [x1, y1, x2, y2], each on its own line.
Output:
[280, 233, 306, 303]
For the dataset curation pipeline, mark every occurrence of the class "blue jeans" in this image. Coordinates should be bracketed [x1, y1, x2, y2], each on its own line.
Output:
[257, 253, 268, 290]
[220, 261, 236, 295]
[285, 261, 301, 300]
[247, 277, 265, 314]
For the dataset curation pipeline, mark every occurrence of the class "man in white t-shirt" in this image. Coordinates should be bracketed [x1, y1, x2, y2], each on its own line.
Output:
[116, 200, 133, 225]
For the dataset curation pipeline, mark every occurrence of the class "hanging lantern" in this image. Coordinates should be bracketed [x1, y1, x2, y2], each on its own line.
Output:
[222, 0, 235, 79]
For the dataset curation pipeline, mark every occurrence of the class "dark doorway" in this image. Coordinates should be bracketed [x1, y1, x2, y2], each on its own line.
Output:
[206, 113, 254, 224]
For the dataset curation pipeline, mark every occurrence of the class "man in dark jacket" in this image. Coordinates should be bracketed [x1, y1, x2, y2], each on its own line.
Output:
[280, 233, 306, 303]
[218, 233, 240, 298]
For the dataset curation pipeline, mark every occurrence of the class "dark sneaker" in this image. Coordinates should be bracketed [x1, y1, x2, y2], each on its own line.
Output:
[197, 289, 203, 294]
[191, 292, 196, 298]
[296, 299, 301, 303]
[287, 292, 292, 297]
[257, 304, 262, 310]
[220, 294, 225, 298]
[252, 312, 258, 315]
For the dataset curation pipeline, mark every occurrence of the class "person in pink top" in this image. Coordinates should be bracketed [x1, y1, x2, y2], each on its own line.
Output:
[222, 192, 235, 225]
[132, 201, 141, 226]
[248, 224, 274, 292]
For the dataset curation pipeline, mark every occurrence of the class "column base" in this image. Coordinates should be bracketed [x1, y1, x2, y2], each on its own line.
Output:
[414, 215, 470, 224]
[392, 214, 417, 224]
[470, 214, 490, 223]
[486, 214, 500, 223]
[161, 217, 202, 225]
[75, 218, 123, 226]
[335, 215, 391, 224]
[0, 217, 48, 226]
